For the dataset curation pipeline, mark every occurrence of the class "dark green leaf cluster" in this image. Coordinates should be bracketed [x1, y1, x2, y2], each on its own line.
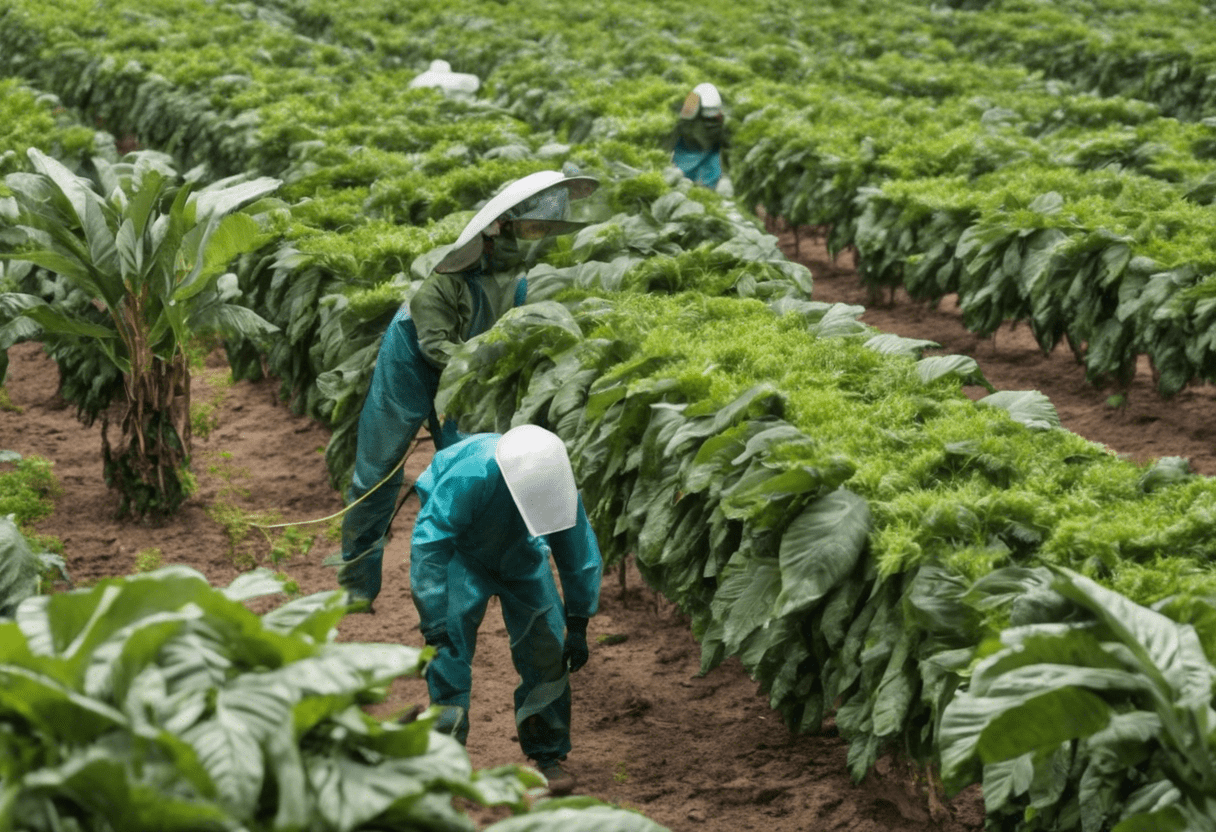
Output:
[0, 567, 547, 831]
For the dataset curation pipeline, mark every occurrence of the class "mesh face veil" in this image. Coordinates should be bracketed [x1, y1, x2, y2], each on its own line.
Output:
[434, 171, 598, 273]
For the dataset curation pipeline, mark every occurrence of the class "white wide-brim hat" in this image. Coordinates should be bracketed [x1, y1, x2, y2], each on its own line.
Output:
[434, 170, 599, 273]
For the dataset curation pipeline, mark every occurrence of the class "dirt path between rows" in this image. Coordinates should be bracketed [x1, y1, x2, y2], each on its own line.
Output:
[6, 223, 1211, 831]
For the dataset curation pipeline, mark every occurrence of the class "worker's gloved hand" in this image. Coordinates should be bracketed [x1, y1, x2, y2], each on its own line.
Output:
[563, 616, 589, 672]
[335, 548, 382, 613]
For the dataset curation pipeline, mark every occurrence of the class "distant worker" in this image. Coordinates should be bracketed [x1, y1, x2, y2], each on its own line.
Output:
[669, 82, 728, 191]
[410, 426, 603, 796]
[408, 59, 481, 96]
[336, 171, 599, 611]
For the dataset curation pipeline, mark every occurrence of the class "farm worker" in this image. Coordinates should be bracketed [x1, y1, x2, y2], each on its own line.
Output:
[410, 425, 603, 796]
[669, 82, 728, 191]
[336, 171, 599, 610]
[408, 59, 481, 96]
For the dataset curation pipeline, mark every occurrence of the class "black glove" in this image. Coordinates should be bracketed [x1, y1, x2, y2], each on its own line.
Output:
[563, 616, 589, 673]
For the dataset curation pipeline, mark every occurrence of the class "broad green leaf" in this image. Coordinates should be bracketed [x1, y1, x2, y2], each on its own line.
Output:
[183, 682, 292, 816]
[863, 332, 940, 357]
[0, 249, 110, 304]
[774, 488, 871, 618]
[0, 665, 125, 741]
[0, 515, 46, 617]
[221, 568, 286, 602]
[1051, 568, 1216, 707]
[981, 754, 1036, 813]
[916, 354, 992, 390]
[266, 643, 424, 699]
[21, 749, 230, 832]
[191, 176, 281, 222]
[977, 687, 1111, 763]
[1113, 806, 1189, 832]
[173, 213, 263, 303]
[976, 390, 1061, 431]
[710, 558, 782, 652]
[17, 302, 116, 341]
[484, 805, 671, 831]
[870, 626, 916, 737]
[187, 301, 278, 339]
[308, 754, 428, 831]
[26, 149, 99, 228]
[79, 193, 119, 278]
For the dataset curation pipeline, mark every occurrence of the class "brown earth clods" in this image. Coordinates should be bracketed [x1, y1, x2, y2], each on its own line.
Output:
[6, 224, 1212, 831]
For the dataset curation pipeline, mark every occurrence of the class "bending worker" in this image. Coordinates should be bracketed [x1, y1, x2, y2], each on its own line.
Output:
[410, 425, 603, 796]
[670, 82, 728, 191]
[337, 171, 598, 609]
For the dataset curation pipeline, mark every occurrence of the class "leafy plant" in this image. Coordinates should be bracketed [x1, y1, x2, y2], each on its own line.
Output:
[940, 566, 1216, 832]
[0, 148, 282, 517]
[0, 564, 667, 831]
[0, 513, 69, 617]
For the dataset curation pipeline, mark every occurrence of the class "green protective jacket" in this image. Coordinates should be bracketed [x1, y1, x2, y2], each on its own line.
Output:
[410, 268, 525, 371]
[337, 263, 527, 607]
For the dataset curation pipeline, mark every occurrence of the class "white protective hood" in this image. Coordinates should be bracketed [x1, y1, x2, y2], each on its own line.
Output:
[680, 82, 723, 119]
[495, 425, 578, 537]
[434, 170, 598, 273]
[408, 59, 481, 94]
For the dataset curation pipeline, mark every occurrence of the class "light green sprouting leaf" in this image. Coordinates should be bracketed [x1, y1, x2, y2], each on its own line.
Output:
[976, 390, 1061, 431]
[775, 488, 871, 618]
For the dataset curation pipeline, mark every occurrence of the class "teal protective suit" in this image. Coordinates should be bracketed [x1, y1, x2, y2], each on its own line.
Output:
[410, 433, 603, 764]
[671, 115, 727, 190]
[338, 264, 527, 606]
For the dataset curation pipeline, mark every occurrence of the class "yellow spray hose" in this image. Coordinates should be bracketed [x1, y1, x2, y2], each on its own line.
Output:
[251, 435, 422, 535]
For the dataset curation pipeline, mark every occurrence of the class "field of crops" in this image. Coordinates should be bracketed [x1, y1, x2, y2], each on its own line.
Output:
[5, 1, 1216, 830]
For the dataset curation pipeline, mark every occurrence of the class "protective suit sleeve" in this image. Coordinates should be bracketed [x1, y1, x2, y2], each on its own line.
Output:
[409, 273, 466, 371]
[409, 454, 494, 639]
[545, 494, 603, 619]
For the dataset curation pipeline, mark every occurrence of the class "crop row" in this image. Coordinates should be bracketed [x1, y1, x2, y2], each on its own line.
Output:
[4, 1, 1216, 828]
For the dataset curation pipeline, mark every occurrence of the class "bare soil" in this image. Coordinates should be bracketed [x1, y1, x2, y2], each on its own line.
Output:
[5, 225, 1210, 831]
